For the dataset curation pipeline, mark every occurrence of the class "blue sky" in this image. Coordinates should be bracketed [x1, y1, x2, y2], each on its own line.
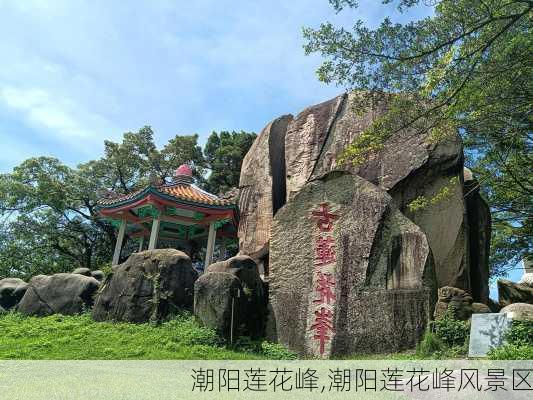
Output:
[0, 0, 428, 171]
[0, 1, 523, 290]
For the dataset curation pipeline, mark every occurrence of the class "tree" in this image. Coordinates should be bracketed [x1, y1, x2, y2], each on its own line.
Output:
[203, 131, 257, 194]
[0, 127, 206, 279]
[303, 0, 532, 276]
[0, 157, 113, 278]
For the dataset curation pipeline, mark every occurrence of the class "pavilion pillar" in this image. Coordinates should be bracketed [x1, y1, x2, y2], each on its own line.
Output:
[112, 218, 127, 265]
[138, 236, 144, 252]
[219, 240, 226, 261]
[148, 217, 161, 250]
[204, 222, 216, 270]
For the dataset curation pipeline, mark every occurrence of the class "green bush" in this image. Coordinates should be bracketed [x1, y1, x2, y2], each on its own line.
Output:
[505, 320, 533, 346]
[416, 330, 446, 357]
[487, 320, 533, 360]
[261, 341, 297, 360]
[487, 344, 533, 360]
[231, 336, 297, 360]
[415, 310, 470, 358]
[432, 312, 470, 348]
[97, 262, 113, 277]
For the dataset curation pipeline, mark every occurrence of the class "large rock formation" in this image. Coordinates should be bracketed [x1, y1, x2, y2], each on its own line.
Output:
[195, 255, 266, 337]
[0, 278, 28, 310]
[238, 115, 292, 272]
[285, 94, 470, 290]
[238, 92, 490, 300]
[92, 249, 197, 323]
[17, 274, 100, 316]
[269, 171, 436, 357]
[498, 279, 533, 307]
[464, 169, 491, 303]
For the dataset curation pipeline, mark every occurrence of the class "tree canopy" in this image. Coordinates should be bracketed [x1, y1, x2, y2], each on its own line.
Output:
[0, 127, 255, 279]
[203, 131, 257, 195]
[303, 0, 532, 276]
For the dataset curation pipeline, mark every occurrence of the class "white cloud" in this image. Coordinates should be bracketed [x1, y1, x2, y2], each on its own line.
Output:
[0, 86, 116, 149]
[0, 0, 433, 170]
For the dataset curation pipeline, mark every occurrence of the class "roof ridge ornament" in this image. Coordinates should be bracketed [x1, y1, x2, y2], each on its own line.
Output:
[173, 163, 193, 185]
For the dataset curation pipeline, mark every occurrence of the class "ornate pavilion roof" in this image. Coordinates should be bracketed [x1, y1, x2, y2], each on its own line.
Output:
[97, 163, 235, 210]
[97, 183, 234, 208]
[96, 165, 238, 241]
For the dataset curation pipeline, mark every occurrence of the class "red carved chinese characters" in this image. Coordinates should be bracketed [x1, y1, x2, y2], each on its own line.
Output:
[315, 236, 336, 266]
[313, 272, 336, 305]
[311, 203, 338, 232]
[310, 307, 335, 355]
[309, 203, 338, 355]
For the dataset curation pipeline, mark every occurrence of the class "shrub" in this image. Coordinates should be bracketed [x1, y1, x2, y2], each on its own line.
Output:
[261, 341, 297, 360]
[432, 312, 470, 348]
[231, 336, 297, 359]
[487, 344, 533, 360]
[487, 320, 533, 360]
[505, 320, 533, 346]
[416, 330, 446, 357]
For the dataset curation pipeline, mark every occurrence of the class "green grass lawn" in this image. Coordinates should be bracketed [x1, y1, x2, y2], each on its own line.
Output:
[0, 312, 295, 360]
[3, 311, 528, 360]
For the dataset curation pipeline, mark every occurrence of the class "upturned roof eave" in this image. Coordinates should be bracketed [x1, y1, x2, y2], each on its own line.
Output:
[96, 185, 238, 214]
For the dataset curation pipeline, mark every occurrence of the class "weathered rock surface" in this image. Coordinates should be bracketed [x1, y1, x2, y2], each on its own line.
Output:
[92, 249, 197, 323]
[285, 96, 344, 200]
[518, 273, 533, 287]
[433, 286, 490, 320]
[471, 302, 491, 314]
[0, 278, 28, 310]
[434, 286, 474, 321]
[487, 298, 502, 313]
[239, 92, 489, 300]
[196, 255, 267, 337]
[269, 171, 436, 357]
[464, 170, 491, 303]
[238, 115, 292, 267]
[72, 267, 92, 277]
[91, 270, 105, 281]
[498, 279, 533, 307]
[17, 274, 100, 316]
[194, 272, 244, 338]
[500, 303, 533, 321]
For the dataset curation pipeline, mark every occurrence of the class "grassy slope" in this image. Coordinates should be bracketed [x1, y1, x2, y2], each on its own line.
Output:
[0, 312, 268, 360]
[4, 312, 526, 360]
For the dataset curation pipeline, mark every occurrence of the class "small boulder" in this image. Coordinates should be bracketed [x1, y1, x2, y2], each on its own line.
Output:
[90, 270, 105, 281]
[17, 274, 100, 316]
[201, 255, 267, 337]
[194, 272, 244, 338]
[72, 267, 92, 277]
[0, 278, 29, 310]
[500, 303, 533, 321]
[434, 286, 474, 320]
[498, 279, 533, 307]
[92, 249, 197, 323]
[471, 302, 491, 314]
